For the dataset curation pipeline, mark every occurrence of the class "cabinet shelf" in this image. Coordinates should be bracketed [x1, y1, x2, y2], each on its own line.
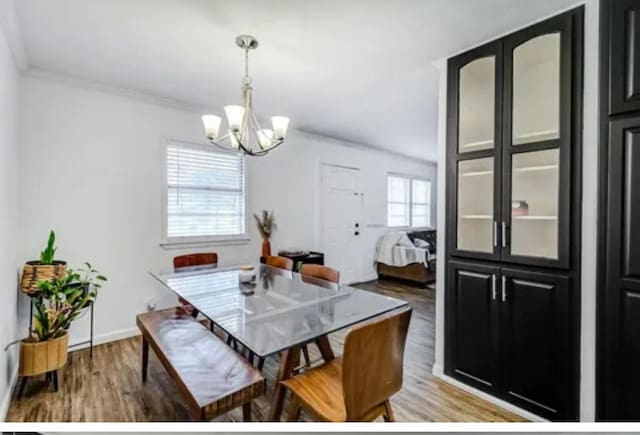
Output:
[460, 170, 494, 177]
[461, 139, 493, 149]
[514, 164, 558, 173]
[460, 215, 493, 219]
[512, 215, 557, 221]
[514, 129, 558, 144]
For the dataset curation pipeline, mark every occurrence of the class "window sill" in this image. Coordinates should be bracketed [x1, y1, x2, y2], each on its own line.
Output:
[160, 237, 250, 250]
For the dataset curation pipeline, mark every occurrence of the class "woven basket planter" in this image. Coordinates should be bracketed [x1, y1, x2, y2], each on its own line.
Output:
[20, 260, 67, 295]
[19, 332, 69, 376]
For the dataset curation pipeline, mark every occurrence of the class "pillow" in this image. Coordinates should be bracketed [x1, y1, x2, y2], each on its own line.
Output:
[414, 238, 430, 249]
[397, 234, 415, 247]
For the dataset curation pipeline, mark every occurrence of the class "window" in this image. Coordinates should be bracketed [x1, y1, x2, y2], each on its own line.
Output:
[387, 174, 431, 228]
[163, 141, 247, 245]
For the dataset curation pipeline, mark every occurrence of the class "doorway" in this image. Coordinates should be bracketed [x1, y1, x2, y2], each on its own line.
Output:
[320, 163, 363, 284]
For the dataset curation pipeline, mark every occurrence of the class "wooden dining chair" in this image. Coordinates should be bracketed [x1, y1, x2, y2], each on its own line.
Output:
[300, 264, 340, 284]
[299, 264, 340, 365]
[282, 306, 412, 422]
[173, 253, 218, 271]
[173, 253, 218, 323]
[265, 255, 294, 271]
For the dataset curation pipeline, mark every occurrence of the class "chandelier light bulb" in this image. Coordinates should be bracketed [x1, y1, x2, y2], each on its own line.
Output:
[229, 131, 240, 149]
[257, 129, 274, 149]
[201, 115, 222, 140]
[224, 105, 246, 132]
[271, 116, 290, 140]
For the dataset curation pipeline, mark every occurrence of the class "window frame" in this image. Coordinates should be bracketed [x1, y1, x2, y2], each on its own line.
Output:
[387, 172, 432, 229]
[160, 139, 249, 248]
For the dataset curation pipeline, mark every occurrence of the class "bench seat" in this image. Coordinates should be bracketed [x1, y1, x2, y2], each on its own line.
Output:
[137, 308, 265, 421]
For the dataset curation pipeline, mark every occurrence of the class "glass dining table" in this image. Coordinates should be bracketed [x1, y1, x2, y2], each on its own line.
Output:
[150, 263, 409, 420]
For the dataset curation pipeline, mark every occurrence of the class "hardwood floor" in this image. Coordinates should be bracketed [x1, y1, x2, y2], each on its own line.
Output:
[6, 279, 525, 422]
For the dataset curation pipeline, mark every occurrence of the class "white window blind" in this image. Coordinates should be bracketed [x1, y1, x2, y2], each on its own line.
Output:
[387, 174, 431, 228]
[165, 142, 246, 242]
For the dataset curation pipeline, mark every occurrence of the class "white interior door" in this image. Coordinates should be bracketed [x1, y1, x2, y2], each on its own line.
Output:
[320, 164, 362, 284]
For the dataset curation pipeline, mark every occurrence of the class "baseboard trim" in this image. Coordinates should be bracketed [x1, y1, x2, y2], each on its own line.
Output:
[0, 364, 19, 422]
[68, 327, 140, 352]
[433, 369, 547, 422]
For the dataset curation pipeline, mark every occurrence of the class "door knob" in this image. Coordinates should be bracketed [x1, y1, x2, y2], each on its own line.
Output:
[355, 223, 360, 228]
[354, 231, 360, 236]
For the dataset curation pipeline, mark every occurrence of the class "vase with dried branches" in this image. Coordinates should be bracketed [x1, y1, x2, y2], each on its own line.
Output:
[253, 210, 276, 257]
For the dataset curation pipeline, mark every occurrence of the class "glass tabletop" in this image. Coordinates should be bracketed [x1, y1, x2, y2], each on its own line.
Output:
[150, 264, 409, 357]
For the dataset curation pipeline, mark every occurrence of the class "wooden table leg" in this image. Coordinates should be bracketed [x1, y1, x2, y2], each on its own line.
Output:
[315, 335, 335, 361]
[269, 346, 301, 421]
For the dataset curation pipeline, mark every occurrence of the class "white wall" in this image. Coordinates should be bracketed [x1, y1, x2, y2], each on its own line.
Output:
[17, 74, 436, 346]
[0, 17, 19, 421]
[432, 0, 600, 421]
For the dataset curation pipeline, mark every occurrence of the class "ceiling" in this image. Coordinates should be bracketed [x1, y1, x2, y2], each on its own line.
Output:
[10, 0, 580, 161]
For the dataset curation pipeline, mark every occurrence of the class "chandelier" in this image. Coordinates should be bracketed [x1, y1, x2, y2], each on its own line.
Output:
[201, 35, 290, 156]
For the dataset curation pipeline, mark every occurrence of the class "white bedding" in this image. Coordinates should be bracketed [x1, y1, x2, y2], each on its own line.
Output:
[375, 231, 432, 268]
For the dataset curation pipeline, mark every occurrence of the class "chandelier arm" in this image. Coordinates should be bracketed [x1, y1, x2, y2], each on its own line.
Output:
[209, 138, 236, 153]
[259, 139, 284, 155]
[250, 110, 264, 132]
[231, 129, 254, 155]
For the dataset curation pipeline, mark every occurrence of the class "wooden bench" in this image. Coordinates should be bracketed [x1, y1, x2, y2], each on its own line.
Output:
[137, 308, 265, 421]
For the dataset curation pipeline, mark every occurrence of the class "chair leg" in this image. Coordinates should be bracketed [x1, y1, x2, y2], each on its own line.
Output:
[383, 400, 395, 422]
[302, 344, 311, 367]
[242, 402, 252, 422]
[141, 336, 149, 383]
[286, 394, 302, 422]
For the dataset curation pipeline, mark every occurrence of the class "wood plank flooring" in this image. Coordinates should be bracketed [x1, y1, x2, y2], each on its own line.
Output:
[6, 279, 525, 422]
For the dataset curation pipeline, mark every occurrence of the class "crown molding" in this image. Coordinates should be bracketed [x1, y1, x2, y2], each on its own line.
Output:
[25, 68, 209, 114]
[0, 0, 28, 72]
[294, 128, 437, 166]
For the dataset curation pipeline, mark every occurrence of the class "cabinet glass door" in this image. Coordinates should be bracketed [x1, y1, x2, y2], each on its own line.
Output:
[512, 34, 561, 145]
[509, 149, 559, 259]
[457, 158, 495, 253]
[459, 57, 496, 153]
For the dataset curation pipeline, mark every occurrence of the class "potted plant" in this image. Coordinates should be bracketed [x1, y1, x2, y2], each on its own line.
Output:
[21, 230, 67, 295]
[19, 266, 107, 378]
[253, 210, 276, 257]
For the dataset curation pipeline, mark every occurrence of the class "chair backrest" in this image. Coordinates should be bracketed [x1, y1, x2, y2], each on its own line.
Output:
[342, 306, 412, 421]
[300, 264, 340, 283]
[173, 253, 218, 271]
[265, 256, 293, 271]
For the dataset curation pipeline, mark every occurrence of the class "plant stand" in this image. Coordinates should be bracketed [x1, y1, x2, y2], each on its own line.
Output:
[67, 300, 95, 359]
[16, 370, 59, 397]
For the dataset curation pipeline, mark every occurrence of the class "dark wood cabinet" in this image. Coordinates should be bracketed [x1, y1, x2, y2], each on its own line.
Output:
[598, 0, 640, 421]
[599, 115, 640, 420]
[609, 0, 640, 115]
[500, 268, 573, 420]
[445, 261, 500, 391]
[445, 6, 582, 421]
[446, 262, 576, 420]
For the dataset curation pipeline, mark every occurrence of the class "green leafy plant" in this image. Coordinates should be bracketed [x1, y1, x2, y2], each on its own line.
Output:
[39, 230, 57, 265]
[253, 210, 276, 240]
[29, 265, 107, 342]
